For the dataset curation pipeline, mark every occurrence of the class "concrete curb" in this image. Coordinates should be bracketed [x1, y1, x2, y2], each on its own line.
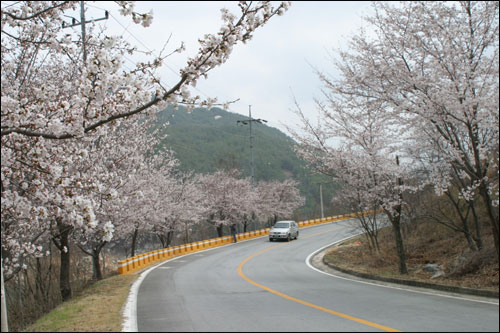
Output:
[322, 256, 499, 299]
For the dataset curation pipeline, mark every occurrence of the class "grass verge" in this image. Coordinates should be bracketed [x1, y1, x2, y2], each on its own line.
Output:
[24, 272, 138, 332]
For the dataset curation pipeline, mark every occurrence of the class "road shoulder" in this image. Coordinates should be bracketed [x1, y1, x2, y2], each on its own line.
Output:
[310, 246, 499, 304]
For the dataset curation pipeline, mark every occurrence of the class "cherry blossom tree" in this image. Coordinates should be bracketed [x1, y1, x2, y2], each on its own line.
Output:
[1, 131, 107, 298]
[196, 169, 305, 236]
[411, 143, 485, 252]
[256, 179, 305, 226]
[71, 115, 168, 280]
[288, 94, 414, 274]
[196, 169, 255, 237]
[331, 184, 382, 254]
[2, 1, 291, 300]
[1, 1, 291, 139]
[150, 172, 205, 247]
[112, 147, 181, 257]
[320, 1, 499, 261]
[290, 1, 498, 272]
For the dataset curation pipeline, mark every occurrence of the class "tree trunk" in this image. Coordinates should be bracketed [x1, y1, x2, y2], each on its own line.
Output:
[131, 227, 139, 257]
[56, 222, 72, 301]
[456, 203, 479, 252]
[464, 232, 479, 252]
[479, 185, 499, 262]
[391, 216, 408, 275]
[390, 155, 408, 275]
[243, 219, 249, 233]
[469, 202, 483, 251]
[156, 233, 167, 248]
[91, 248, 103, 280]
[445, 191, 481, 251]
[158, 230, 175, 248]
[35, 257, 46, 306]
[216, 224, 223, 237]
[167, 231, 174, 247]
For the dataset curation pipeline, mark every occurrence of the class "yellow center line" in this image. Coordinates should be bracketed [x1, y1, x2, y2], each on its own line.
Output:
[237, 231, 401, 332]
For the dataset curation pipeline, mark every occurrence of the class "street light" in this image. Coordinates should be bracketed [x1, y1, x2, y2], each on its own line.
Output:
[236, 105, 267, 186]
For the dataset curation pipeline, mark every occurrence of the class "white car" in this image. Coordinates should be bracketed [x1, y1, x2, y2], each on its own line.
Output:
[269, 220, 299, 242]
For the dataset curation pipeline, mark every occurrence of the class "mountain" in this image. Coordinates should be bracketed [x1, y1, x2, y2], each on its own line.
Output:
[153, 105, 339, 219]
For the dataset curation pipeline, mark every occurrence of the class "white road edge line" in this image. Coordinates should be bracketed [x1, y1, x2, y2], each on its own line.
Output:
[121, 222, 330, 332]
[305, 236, 499, 306]
[121, 238, 262, 332]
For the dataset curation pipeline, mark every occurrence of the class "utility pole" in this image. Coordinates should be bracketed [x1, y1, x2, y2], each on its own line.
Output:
[319, 183, 324, 219]
[62, 1, 109, 62]
[1, 258, 8, 332]
[236, 105, 267, 186]
[316, 181, 330, 219]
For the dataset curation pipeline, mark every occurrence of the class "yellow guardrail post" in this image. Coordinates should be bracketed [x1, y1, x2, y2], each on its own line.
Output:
[117, 259, 126, 274]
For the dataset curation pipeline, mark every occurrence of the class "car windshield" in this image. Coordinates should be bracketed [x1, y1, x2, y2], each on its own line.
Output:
[274, 222, 290, 228]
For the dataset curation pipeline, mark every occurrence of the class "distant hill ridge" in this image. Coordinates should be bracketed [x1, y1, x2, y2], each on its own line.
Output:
[154, 105, 338, 218]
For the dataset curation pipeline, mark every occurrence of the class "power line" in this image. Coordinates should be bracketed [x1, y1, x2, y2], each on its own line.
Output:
[1, 1, 21, 9]
[86, 3, 225, 104]
[85, 3, 286, 134]
[73, 4, 288, 139]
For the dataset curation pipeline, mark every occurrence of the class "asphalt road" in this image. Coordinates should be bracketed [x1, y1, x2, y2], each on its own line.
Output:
[132, 219, 499, 332]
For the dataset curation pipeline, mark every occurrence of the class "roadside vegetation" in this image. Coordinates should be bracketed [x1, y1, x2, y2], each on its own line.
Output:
[23, 272, 137, 332]
[325, 221, 498, 292]
[324, 185, 498, 293]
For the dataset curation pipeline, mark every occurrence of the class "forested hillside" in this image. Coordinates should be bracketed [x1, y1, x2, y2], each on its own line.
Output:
[153, 105, 340, 219]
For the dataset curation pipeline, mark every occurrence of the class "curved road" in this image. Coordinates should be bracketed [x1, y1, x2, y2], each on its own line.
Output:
[129, 220, 499, 332]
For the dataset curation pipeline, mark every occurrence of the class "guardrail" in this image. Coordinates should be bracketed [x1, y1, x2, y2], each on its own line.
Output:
[117, 212, 369, 274]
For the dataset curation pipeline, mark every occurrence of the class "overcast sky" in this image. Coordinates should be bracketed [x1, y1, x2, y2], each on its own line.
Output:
[86, 1, 373, 134]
